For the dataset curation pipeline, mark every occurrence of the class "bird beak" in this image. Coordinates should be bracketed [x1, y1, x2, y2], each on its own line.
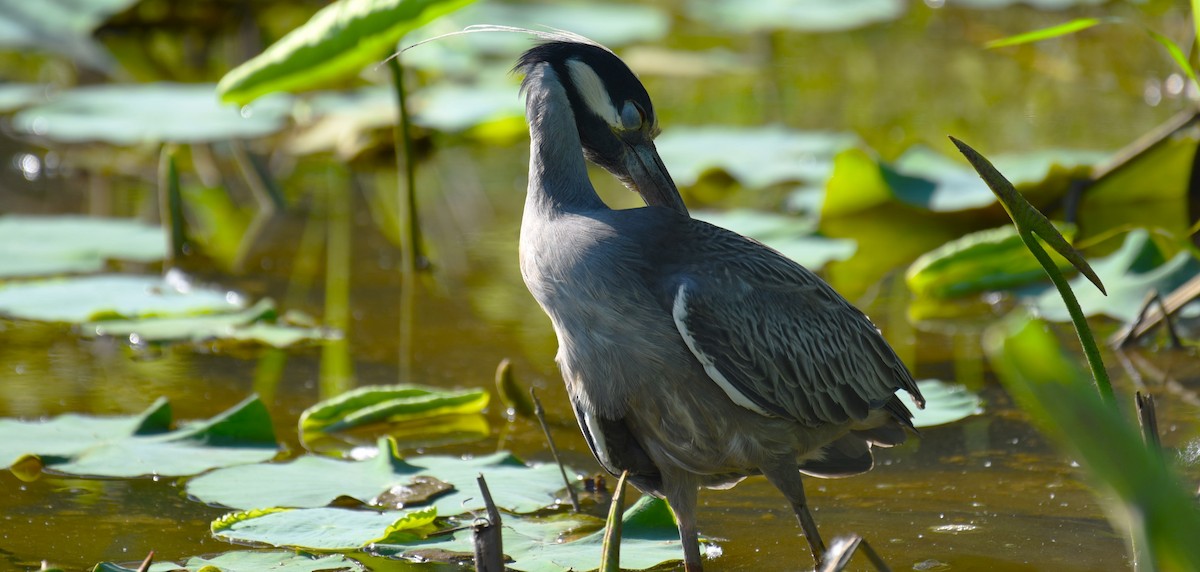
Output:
[623, 141, 688, 215]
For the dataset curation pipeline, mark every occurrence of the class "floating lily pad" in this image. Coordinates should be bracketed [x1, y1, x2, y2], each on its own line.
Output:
[906, 223, 1077, 298]
[410, 81, 524, 133]
[1, 396, 278, 477]
[300, 384, 489, 433]
[1032, 229, 1200, 323]
[0, 0, 136, 72]
[656, 126, 858, 189]
[12, 83, 291, 144]
[85, 299, 331, 348]
[0, 273, 241, 323]
[189, 437, 572, 516]
[902, 380, 983, 428]
[0, 83, 44, 112]
[0, 215, 165, 278]
[687, 0, 904, 33]
[95, 551, 365, 572]
[694, 209, 856, 270]
[212, 506, 437, 551]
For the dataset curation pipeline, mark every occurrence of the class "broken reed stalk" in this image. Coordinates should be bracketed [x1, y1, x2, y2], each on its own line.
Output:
[472, 474, 504, 572]
[136, 551, 155, 572]
[530, 388, 581, 512]
[1136, 392, 1161, 450]
[600, 470, 630, 572]
[817, 535, 891, 572]
[157, 145, 185, 265]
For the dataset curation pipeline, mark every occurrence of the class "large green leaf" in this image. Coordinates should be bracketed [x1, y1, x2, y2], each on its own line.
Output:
[906, 223, 1077, 298]
[687, 0, 904, 33]
[0, 0, 136, 72]
[0, 274, 241, 323]
[217, 0, 477, 105]
[85, 299, 331, 348]
[212, 506, 437, 551]
[0, 215, 165, 278]
[299, 384, 489, 433]
[693, 209, 855, 270]
[95, 551, 365, 572]
[656, 126, 858, 189]
[12, 83, 290, 144]
[1032, 229, 1200, 322]
[1, 396, 278, 477]
[188, 439, 573, 516]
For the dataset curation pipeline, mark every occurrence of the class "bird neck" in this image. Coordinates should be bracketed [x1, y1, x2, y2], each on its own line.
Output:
[524, 64, 607, 215]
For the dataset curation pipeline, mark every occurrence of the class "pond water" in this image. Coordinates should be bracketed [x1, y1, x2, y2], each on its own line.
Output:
[2, 0, 1199, 571]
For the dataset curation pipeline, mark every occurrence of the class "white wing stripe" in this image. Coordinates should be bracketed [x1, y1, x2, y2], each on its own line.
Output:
[672, 284, 771, 416]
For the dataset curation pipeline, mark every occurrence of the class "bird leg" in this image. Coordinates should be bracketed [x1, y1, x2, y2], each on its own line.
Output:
[663, 472, 704, 572]
[763, 459, 827, 565]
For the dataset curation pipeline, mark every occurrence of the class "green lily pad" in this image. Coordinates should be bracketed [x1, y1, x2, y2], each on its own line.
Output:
[2, 396, 278, 477]
[906, 223, 1077, 298]
[0, 83, 44, 112]
[0, 273, 241, 323]
[694, 209, 856, 270]
[0, 215, 165, 278]
[0, 0, 136, 72]
[410, 81, 524, 133]
[902, 380, 982, 428]
[299, 384, 489, 433]
[12, 83, 291, 144]
[188, 438, 573, 516]
[212, 506, 437, 551]
[687, 0, 904, 33]
[217, 0, 477, 105]
[85, 299, 331, 348]
[95, 551, 365, 572]
[656, 126, 858, 189]
[1032, 229, 1200, 323]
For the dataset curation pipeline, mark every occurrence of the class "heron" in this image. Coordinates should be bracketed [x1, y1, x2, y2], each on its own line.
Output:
[513, 31, 925, 571]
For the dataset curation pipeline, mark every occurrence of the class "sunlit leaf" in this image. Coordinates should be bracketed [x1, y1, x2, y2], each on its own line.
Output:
[687, 0, 904, 33]
[983, 313, 1200, 571]
[906, 223, 1077, 298]
[1, 396, 278, 477]
[0, 274, 241, 323]
[12, 83, 290, 144]
[299, 384, 489, 433]
[900, 380, 982, 428]
[694, 209, 855, 270]
[0, 216, 165, 278]
[217, 0, 477, 105]
[1032, 229, 1200, 322]
[0, 0, 136, 72]
[95, 551, 365, 572]
[657, 126, 858, 189]
[84, 299, 331, 348]
[211, 506, 437, 551]
[1144, 28, 1199, 89]
[410, 81, 524, 133]
[985, 18, 1106, 49]
[0, 83, 44, 112]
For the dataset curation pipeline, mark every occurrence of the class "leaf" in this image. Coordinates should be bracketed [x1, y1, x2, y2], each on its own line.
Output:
[0, 0, 136, 72]
[95, 551, 365, 572]
[0, 274, 242, 323]
[900, 380, 982, 428]
[1032, 229, 1200, 322]
[686, 0, 904, 33]
[906, 223, 1077, 298]
[985, 17, 1106, 49]
[2, 396, 278, 477]
[983, 313, 1200, 571]
[84, 299, 331, 348]
[299, 384, 489, 433]
[656, 126, 858, 189]
[693, 209, 856, 270]
[188, 438, 574, 516]
[216, 0, 477, 105]
[0, 215, 165, 278]
[12, 83, 291, 144]
[1144, 27, 1200, 93]
[211, 506, 437, 551]
[0, 83, 44, 112]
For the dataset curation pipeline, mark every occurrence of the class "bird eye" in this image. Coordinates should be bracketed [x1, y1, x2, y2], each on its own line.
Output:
[620, 100, 644, 130]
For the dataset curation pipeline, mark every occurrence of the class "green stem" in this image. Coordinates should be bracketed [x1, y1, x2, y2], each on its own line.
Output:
[388, 55, 424, 274]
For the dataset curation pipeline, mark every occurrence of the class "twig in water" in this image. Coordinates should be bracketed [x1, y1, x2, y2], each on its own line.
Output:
[817, 534, 890, 572]
[601, 470, 630, 572]
[472, 474, 504, 572]
[1136, 392, 1161, 451]
[136, 551, 155, 572]
[530, 388, 581, 512]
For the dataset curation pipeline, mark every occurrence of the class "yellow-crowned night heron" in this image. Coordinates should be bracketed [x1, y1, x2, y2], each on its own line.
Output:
[515, 33, 924, 571]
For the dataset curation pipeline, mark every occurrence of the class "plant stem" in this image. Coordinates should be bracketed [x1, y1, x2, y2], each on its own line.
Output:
[387, 55, 424, 274]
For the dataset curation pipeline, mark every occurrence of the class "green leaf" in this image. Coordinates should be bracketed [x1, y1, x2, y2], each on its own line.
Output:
[2, 396, 278, 477]
[900, 380, 982, 428]
[985, 17, 1106, 49]
[0, 216, 165, 278]
[95, 551, 364, 572]
[12, 83, 290, 144]
[0, 0, 136, 72]
[0, 274, 241, 323]
[212, 506, 437, 551]
[1032, 229, 1200, 322]
[299, 384, 489, 433]
[1144, 27, 1200, 91]
[687, 0, 904, 33]
[216, 0, 477, 105]
[188, 439, 573, 516]
[983, 313, 1200, 571]
[656, 126, 858, 189]
[85, 299, 331, 348]
[693, 209, 856, 270]
[906, 223, 1077, 298]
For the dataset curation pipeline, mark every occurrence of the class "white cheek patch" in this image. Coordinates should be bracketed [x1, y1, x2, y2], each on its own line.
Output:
[565, 59, 620, 128]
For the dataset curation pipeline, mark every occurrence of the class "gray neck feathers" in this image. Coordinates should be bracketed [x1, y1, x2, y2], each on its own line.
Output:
[524, 63, 606, 214]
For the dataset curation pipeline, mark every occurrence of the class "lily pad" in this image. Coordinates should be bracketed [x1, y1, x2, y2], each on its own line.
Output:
[12, 83, 291, 144]
[906, 223, 1077, 298]
[212, 506, 437, 551]
[1032, 229, 1200, 323]
[410, 81, 524, 133]
[656, 126, 858, 189]
[687, 0, 904, 33]
[1, 396, 279, 477]
[949, 0, 1107, 9]
[0, 0, 136, 72]
[902, 380, 982, 428]
[0, 273, 242, 323]
[85, 299, 331, 348]
[0, 83, 44, 112]
[189, 438, 573, 516]
[0, 215, 165, 278]
[299, 384, 489, 433]
[95, 551, 365, 572]
[694, 209, 856, 270]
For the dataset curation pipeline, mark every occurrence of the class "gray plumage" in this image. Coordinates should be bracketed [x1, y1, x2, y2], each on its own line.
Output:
[514, 38, 923, 571]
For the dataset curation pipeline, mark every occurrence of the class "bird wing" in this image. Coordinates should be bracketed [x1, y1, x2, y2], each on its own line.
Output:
[661, 221, 924, 427]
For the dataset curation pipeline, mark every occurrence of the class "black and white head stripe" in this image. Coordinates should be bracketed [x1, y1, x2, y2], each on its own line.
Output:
[515, 40, 656, 132]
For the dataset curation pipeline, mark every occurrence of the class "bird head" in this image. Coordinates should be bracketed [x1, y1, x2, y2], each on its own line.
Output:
[515, 39, 687, 214]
